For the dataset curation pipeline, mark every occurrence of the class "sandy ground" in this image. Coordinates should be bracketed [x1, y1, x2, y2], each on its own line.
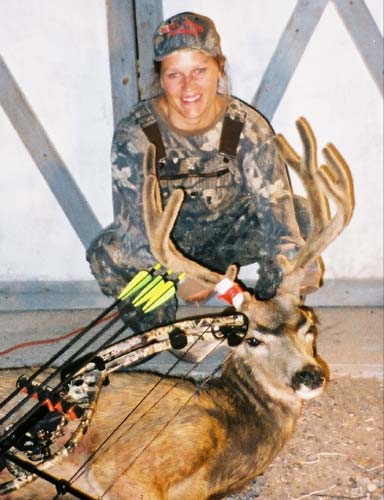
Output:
[0, 307, 382, 499]
[0, 374, 381, 500]
[230, 376, 383, 500]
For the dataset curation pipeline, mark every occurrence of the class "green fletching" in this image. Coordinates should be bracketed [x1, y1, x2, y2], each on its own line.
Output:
[116, 264, 181, 313]
[142, 281, 176, 313]
[132, 275, 165, 307]
[117, 263, 163, 301]
[118, 271, 151, 300]
[143, 286, 176, 313]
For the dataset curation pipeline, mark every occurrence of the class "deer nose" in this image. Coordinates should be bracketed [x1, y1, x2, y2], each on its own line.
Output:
[292, 365, 325, 390]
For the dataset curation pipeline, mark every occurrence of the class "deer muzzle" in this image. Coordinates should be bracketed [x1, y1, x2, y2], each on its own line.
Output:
[291, 364, 325, 400]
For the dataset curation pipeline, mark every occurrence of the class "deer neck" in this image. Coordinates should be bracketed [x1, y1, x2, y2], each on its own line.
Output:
[200, 355, 301, 487]
[221, 354, 302, 424]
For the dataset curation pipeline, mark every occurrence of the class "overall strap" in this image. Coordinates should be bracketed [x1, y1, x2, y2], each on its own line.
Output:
[219, 111, 246, 158]
[138, 104, 246, 162]
[137, 111, 166, 163]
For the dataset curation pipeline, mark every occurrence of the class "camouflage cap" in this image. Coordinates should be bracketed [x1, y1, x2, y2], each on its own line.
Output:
[153, 12, 222, 61]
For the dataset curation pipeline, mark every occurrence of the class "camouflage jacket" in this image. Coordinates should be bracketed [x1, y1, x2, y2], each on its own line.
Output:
[109, 95, 303, 276]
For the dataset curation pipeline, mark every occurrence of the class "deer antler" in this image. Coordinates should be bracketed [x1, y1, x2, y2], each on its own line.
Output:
[142, 118, 354, 314]
[274, 117, 355, 296]
[142, 144, 237, 289]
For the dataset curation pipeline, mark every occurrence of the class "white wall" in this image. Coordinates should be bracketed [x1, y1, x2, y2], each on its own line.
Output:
[0, 1, 113, 280]
[0, 0, 382, 283]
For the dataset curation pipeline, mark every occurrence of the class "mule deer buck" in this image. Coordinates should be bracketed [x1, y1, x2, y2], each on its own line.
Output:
[0, 118, 354, 500]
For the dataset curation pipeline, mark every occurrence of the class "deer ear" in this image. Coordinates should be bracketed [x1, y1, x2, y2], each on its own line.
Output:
[225, 264, 238, 282]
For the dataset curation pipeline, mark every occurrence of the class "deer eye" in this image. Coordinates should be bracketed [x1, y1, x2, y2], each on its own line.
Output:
[247, 338, 263, 347]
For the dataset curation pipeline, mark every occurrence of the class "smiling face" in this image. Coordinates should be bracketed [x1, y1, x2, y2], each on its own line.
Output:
[159, 49, 223, 131]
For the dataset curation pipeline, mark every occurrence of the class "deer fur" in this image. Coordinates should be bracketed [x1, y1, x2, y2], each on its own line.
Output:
[0, 118, 354, 500]
[0, 316, 325, 500]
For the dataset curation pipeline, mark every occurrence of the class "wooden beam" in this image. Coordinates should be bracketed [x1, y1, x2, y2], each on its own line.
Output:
[332, 0, 383, 96]
[251, 0, 329, 120]
[135, 0, 163, 100]
[0, 56, 102, 249]
[106, 0, 139, 127]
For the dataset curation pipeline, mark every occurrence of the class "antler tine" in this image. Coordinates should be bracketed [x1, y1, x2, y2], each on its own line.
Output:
[275, 118, 355, 287]
[142, 144, 225, 288]
[319, 144, 355, 226]
[274, 117, 330, 232]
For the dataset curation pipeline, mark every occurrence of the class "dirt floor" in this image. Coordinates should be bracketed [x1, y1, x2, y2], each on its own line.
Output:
[0, 307, 382, 499]
[1, 374, 381, 500]
[230, 376, 383, 500]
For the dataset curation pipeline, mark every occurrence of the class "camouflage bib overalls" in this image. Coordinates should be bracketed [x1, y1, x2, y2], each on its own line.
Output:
[139, 107, 259, 269]
[86, 97, 318, 330]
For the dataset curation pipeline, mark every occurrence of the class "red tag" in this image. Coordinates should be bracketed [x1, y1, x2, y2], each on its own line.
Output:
[217, 283, 243, 305]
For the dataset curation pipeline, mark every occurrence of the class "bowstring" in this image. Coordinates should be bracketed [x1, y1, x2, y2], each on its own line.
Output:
[0, 313, 188, 499]
[0, 265, 179, 430]
[67, 320, 222, 487]
[0, 323, 133, 454]
[0, 303, 133, 430]
[2, 308, 239, 496]
[0, 311, 177, 497]
[100, 341, 233, 498]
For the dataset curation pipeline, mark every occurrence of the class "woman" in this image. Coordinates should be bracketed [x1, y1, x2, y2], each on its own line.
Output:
[87, 12, 320, 331]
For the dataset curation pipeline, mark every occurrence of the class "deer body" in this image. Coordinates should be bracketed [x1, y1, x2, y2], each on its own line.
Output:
[86, 342, 311, 500]
[1, 332, 315, 500]
[0, 118, 354, 499]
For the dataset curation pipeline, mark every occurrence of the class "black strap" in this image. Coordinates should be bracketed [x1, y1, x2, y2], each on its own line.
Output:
[219, 114, 244, 157]
[140, 121, 166, 163]
[140, 109, 245, 164]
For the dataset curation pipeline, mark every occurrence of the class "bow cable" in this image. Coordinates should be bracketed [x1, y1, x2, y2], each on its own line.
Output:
[67, 311, 248, 489]
[2, 452, 98, 500]
[102, 342, 235, 499]
[0, 265, 182, 450]
[1, 265, 247, 498]
[68, 319, 225, 486]
[0, 264, 160, 414]
[1, 312, 247, 498]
